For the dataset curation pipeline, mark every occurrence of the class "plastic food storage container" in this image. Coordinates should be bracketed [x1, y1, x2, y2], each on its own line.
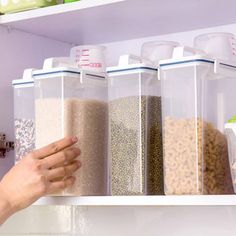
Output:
[160, 46, 235, 195]
[0, 0, 57, 14]
[225, 119, 236, 192]
[12, 69, 35, 163]
[108, 55, 164, 196]
[33, 58, 108, 196]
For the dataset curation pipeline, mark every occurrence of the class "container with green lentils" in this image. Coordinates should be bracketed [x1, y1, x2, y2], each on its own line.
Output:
[108, 59, 164, 195]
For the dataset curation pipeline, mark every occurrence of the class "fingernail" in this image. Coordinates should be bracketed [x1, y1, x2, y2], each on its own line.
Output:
[71, 136, 78, 143]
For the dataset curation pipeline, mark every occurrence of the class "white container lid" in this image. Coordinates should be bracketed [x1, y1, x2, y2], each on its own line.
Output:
[159, 54, 236, 81]
[33, 67, 106, 81]
[159, 48, 236, 83]
[12, 79, 34, 86]
[12, 68, 35, 87]
[159, 46, 236, 69]
[107, 54, 158, 76]
[33, 57, 106, 80]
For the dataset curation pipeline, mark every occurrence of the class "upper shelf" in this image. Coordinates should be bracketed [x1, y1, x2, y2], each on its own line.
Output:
[1, 0, 236, 45]
[33, 195, 236, 206]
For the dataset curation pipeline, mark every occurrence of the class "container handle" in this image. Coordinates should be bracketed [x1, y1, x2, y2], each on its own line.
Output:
[118, 54, 142, 66]
[172, 46, 206, 59]
[22, 68, 36, 80]
[43, 57, 76, 69]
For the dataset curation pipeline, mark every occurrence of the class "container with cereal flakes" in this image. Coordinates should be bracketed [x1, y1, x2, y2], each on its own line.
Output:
[108, 54, 164, 196]
[12, 69, 35, 163]
[160, 44, 236, 195]
[33, 57, 108, 196]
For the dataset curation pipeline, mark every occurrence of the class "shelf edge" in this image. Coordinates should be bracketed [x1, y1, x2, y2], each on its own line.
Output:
[33, 195, 236, 206]
[0, 0, 125, 24]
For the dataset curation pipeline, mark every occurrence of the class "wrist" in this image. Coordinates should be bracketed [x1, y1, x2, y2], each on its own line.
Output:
[0, 184, 15, 220]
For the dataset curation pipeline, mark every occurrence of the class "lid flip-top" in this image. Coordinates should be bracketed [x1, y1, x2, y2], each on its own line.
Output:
[33, 57, 106, 80]
[160, 46, 209, 67]
[159, 46, 236, 78]
[12, 68, 35, 86]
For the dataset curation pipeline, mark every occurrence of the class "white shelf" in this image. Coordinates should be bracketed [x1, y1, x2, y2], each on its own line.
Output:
[1, 0, 236, 44]
[33, 195, 236, 206]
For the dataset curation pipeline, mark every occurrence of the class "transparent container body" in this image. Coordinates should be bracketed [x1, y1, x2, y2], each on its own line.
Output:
[225, 126, 236, 193]
[108, 68, 164, 195]
[13, 82, 35, 163]
[161, 60, 234, 195]
[34, 70, 108, 196]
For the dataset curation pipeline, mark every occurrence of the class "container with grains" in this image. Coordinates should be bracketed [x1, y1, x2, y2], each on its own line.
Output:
[12, 70, 35, 163]
[160, 46, 236, 195]
[108, 55, 164, 195]
[33, 58, 108, 196]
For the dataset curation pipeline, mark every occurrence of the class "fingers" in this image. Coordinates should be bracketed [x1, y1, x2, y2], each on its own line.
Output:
[43, 147, 81, 168]
[47, 176, 76, 194]
[47, 161, 81, 181]
[31, 136, 78, 159]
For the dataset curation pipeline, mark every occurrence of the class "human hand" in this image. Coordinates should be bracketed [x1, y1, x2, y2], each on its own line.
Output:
[0, 136, 81, 214]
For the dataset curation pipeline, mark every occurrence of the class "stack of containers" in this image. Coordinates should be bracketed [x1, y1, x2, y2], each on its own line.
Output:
[12, 69, 35, 163]
[160, 32, 236, 195]
[33, 57, 108, 196]
[108, 41, 179, 195]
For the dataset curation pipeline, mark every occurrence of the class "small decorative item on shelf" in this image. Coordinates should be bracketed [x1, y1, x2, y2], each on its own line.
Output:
[0, 0, 57, 14]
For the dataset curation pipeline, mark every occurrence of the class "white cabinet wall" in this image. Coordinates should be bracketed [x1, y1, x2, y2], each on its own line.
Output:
[1, 1, 236, 235]
[1, 205, 236, 236]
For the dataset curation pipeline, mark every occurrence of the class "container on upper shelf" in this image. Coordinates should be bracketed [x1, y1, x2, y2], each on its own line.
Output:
[160, 35, 236, 195]
[0, 0, 57, 14]
[225, 117, 236, 193]
[107, 54, 164, 196]
[33, 57, 108, 196]
[12, 69, 35, 163]
[64, 0, 80, 3]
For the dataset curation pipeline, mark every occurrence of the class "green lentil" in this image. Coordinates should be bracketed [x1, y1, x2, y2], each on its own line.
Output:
[147, 96, 164, 195]
[109, 96, 163, 195]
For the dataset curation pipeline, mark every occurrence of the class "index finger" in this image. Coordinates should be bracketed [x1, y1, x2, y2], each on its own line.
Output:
[32, 136, 78, 159]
